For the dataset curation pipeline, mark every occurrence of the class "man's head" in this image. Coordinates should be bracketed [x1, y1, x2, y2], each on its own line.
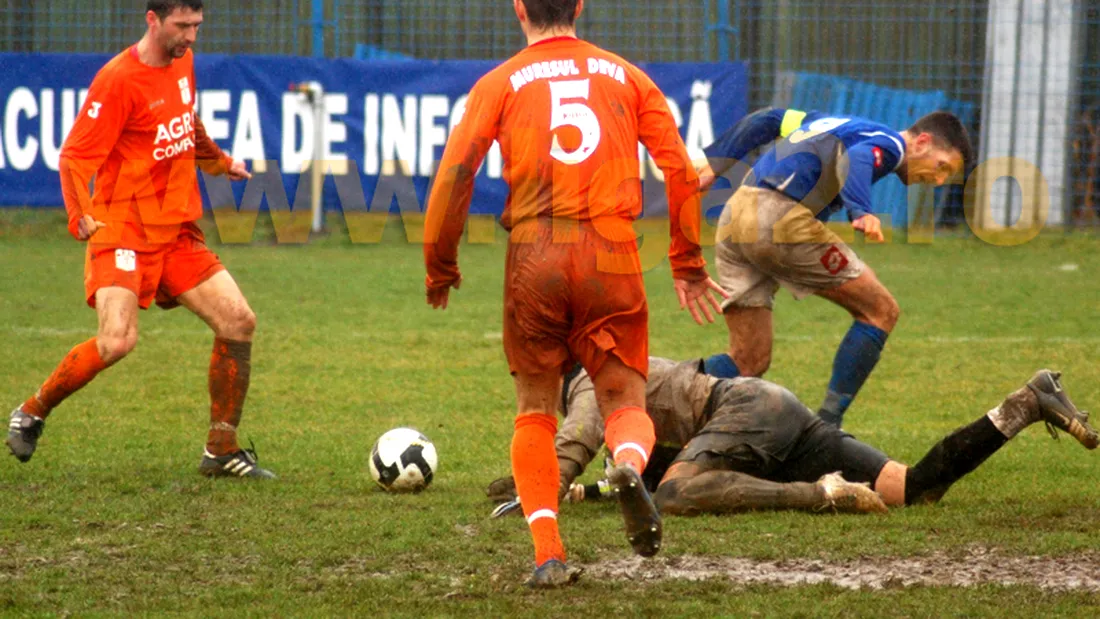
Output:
[145, 0, 204, 59]
[513, 0, 583, 34]
[898, 111, 972, 186]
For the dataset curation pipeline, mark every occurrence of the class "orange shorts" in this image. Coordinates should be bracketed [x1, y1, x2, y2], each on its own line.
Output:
[502, 219, 648, 379]
[84, 221, 224, 310]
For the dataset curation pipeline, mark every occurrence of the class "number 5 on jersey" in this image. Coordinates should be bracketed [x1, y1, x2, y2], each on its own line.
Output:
[549, 79, 601, 165]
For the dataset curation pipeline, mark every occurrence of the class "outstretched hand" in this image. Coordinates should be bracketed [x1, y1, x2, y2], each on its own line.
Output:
[674, 277, 729, 325]
[852, 214, 884, 242]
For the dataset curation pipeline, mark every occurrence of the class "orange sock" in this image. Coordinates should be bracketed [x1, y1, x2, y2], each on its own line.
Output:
[512, 412, 565, 566]
[22, 338, 110, 420]
[206, 338, 252, 456]
[604, 406, 655, 473]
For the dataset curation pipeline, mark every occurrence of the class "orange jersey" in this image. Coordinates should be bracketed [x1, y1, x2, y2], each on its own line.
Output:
[424, 36, 706, 286]
[60, 46, 231, 249]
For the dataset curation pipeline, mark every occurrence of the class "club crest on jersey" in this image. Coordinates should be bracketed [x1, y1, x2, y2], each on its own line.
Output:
[178, 77, 191, 104]
[872, 146, 884, 169]
[820, 245, 849, 275]
[115, 249, 137, 273]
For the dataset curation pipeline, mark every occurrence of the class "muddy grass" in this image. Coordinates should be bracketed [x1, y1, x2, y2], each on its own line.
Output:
[588, 548, 1100, 591]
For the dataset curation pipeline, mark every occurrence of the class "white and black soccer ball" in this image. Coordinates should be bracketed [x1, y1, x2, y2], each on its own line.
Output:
[369, 428, 438, 492]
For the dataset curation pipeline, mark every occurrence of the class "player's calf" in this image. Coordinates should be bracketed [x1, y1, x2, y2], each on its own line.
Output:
[6, 407, 44, 463]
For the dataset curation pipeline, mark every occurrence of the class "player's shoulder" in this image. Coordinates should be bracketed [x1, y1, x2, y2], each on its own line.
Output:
[846, 117, 905, 153]
[842, 115, 899, 136]
[480, 56, 521, 84]
[84, 48, 142, 98]
[470, 54, 528, 97]
[586, 44, 652, 87]
[94, 48, 136, 82]
[581, 41, 636, 70]
[810, 115, 902, 147]
[802, 109, 828, 124]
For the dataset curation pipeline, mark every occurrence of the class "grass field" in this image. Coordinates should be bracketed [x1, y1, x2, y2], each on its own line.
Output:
[2, 209, 1099, 616]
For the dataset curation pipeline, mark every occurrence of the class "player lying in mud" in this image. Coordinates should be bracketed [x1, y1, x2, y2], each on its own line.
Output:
[488, 357, 1097, 516]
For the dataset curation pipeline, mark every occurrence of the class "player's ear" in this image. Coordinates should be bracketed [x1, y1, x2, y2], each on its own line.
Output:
[513, 0, 526, 23]
[145, 10, 159, 29]
[574, 0, 585, 21]
[917, 132, 935, 154]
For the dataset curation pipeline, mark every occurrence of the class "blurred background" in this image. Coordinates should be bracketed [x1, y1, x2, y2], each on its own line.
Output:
[0, 0, 1095, 229]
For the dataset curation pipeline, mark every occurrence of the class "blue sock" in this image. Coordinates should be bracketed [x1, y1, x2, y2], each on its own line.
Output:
[703, 353, 741, 379]
[819, 322, 889, 427]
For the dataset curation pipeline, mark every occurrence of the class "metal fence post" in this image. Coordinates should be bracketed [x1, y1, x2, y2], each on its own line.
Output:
[311, 0, 325, 57]
[707, 0, 735, 63]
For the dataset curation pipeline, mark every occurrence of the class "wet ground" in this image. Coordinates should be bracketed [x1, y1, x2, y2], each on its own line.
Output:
[588, 548, 1100, 591]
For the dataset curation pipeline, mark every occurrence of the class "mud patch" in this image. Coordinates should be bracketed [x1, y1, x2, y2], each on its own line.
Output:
[588, 549, 1100, 591]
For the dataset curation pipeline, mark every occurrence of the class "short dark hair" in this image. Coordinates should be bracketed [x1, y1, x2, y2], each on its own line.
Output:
[147, 0, 203, 20]
[521, 0, 579, 29]
[908, 111, 973, 171]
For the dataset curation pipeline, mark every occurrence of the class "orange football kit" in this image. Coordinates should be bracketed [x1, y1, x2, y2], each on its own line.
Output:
[61, 46, 232, 309]
[425, 37, 707, 378]
[10, 45, 254, 467]
[424, 36, 707, 569]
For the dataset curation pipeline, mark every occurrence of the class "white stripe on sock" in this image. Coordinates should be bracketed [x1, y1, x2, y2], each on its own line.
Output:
[612, 442, 650, 465]
[526, 509, 557, 525]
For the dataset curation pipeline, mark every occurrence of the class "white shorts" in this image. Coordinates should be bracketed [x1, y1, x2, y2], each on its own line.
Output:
[715, 186, 864, 310]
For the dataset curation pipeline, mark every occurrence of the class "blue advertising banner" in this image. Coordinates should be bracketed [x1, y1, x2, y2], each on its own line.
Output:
[0, 53, 747, 216]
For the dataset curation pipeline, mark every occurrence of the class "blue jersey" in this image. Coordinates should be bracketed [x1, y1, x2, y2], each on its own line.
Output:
[747, 116, 905, 221]
[704, 108, 825, 178]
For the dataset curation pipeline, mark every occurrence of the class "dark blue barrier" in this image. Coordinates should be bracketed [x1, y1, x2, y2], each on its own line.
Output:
[0, 53, 748, 217]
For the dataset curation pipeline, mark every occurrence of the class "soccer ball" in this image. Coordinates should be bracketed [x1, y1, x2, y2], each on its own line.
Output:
[369, 428, 438, 492]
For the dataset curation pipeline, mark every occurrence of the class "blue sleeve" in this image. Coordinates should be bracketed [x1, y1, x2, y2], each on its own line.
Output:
[704, 108, 788, 175]
[838, 142, 877, 221]
[838, 133, 904, 220]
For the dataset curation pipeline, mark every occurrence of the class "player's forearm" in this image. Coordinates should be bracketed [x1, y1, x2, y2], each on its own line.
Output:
[193, 116, 232, 175]
[58, 157, 95, 237]
[423, 165, 477, 284]
[557, 454, 587, 489]
[665, 175, 707, 280]
[640, 110, 706, 276]
[847, 207, 871, 222]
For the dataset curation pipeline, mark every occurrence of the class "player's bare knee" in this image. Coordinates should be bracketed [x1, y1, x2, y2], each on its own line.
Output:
[236, 306, 258, 337]
[97, 332, 137, 364]
[732, 348, 771, 377]
[867, 295, 900, 333]
[882, 296, 901, 332]
[653, 481, 688, 515]
[219, 305, 257, 340]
